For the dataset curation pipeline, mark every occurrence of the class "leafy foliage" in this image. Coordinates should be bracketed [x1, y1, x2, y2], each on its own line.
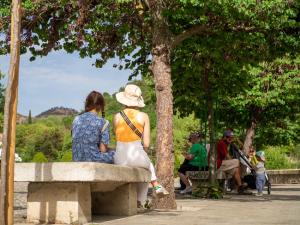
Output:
[265, 145, 300, 169]
[192, 183, 224, 199]
[1, 0, 298, 78]
[32, 152, 48, 162]
[0, 71, 5, 125]
[173, 114, 201, 171]
[16, 117, 66, 162]
[59, 150, 73, 162]
[172, 32, 300, 147]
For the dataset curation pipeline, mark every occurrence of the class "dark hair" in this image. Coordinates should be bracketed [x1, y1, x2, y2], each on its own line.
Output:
[188, 131, 203, 141]
[85, 91, 105, 117]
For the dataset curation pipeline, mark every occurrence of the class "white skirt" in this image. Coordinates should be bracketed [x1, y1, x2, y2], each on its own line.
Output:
[114, 141, 157, 203]
[114, 141, 156, 181]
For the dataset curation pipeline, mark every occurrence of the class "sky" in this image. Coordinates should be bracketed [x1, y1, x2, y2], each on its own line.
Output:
[0, 51, 134, 116]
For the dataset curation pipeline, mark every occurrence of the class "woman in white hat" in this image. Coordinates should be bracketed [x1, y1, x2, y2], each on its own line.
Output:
[113, 84, 169, 207]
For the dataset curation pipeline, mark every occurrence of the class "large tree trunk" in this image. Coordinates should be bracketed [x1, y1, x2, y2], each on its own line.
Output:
[243, 107, 262, 155]
[152, 44, 176, 209]
[243, 121, 257, 155]
[149, 2, 176, 209]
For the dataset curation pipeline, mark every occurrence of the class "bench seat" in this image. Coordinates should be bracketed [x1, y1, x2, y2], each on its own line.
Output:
[187, 170, 230, 194]
[14, 162, 151, 224]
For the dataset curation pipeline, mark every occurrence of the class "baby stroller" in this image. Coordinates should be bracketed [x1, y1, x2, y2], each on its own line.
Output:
[231, 144, 271, 195]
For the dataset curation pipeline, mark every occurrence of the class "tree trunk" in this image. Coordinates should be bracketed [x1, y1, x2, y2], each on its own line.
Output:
[243, 107, 262, 155]
[152, 45, 176, 209]
[149, 2, 176, 209]
[243, 121, 257, 155]
[207, 97, 217, 184]
[0, 1, 21, 224]
[203, 61, 216, 184]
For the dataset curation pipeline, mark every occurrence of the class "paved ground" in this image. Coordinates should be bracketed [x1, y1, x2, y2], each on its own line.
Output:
[14, 183, 300, 225]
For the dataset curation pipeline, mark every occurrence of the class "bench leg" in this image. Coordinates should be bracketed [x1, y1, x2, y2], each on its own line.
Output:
[92, 183, 137, 216]
[27, 182, 91, 224]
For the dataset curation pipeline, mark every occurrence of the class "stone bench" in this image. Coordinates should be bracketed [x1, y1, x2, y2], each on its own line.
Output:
[14, 162, 151, 224]
[267, 169, 300, 184]
[187, 170, 231, 194]
[188, 169, 300, 193]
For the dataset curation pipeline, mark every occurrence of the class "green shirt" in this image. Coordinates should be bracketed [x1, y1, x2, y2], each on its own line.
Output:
[188, 143, 208, 168]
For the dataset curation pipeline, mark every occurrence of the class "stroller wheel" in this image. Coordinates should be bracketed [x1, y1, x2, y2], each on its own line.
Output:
[267, 182, 271, 195]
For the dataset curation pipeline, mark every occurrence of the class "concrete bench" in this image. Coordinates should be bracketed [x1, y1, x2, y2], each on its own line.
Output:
[267, 169, 300, 184]
[187, 170, 228, 181]
[14, 162, 151, 224]
[187, 170, 230, 194]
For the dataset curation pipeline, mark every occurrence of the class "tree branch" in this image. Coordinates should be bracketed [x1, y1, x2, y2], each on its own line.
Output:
[171, 23, 291, 49]
[172, 25, 210, 48]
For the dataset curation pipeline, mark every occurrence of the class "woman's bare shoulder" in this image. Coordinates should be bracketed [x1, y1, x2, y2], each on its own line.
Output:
[137, 111, 149, 119]
[113, 112, 121, 123]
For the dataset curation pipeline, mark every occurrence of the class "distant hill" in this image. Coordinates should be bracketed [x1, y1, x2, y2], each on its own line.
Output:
[36, 107, 78, 118]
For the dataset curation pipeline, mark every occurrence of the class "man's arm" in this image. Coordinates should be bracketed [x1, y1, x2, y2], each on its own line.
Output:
[183, 152, 194, 160]
[225, 152, 232, 160]
[185, 144, 201, 160]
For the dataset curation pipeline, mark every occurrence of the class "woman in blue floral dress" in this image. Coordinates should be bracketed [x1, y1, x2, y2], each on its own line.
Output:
[72, 91, 114, 163]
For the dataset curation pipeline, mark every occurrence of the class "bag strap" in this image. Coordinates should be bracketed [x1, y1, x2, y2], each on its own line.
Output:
[101, 119, 109, 133]
[119, 110, 143, 139]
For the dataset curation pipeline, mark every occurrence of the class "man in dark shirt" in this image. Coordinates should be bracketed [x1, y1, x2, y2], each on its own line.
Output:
[217, 130, 245, 194]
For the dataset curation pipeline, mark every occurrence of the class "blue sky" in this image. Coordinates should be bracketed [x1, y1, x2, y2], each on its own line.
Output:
[0, 51, 134, 116]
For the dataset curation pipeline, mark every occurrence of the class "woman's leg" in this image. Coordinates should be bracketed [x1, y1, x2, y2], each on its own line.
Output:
[148, 161, 157, 181]
[179, 172, 191, 187]
[116, 142, 167, 198]
[137, 182, 149, 203]
[177, 163, 197, 188]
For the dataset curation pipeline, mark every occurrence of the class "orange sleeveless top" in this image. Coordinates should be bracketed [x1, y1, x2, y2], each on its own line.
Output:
[115, 109, 144, 142]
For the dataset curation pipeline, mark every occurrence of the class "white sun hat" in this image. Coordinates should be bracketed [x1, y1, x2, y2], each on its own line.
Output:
[116, 84, 145, 107]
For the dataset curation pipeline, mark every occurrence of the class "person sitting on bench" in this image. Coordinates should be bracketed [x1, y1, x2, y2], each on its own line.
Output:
[178, 131, 208, 194]
[217, 130, 248, 194]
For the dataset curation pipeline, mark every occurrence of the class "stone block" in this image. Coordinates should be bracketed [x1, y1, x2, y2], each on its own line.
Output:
[267, 169, 300, 184]
[27, 182, 91, 224]
[92, 183, 137, 216]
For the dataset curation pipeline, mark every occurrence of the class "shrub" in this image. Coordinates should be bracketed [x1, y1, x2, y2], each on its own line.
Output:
[62, 133, 72, 152]
[32, 152, 48, 162]
[173, 114, 201, 173]
[16, 119, 65, 162]
[62, 116, 74, 130]
[265, 146, 297, 169]
[60, 150, 73, 162]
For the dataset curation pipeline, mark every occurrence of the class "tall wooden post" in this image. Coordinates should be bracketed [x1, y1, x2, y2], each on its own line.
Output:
[0, 0, 21, 224]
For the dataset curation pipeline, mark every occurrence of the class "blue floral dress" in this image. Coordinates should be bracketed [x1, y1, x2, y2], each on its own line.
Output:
[72, 112, 114, 163]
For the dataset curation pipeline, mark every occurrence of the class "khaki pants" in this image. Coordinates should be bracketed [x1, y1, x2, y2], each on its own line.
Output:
[219, 159, 239, 176]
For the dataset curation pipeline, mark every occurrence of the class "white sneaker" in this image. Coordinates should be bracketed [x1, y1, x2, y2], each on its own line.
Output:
[154, 185, 169, 198]
[255, 192, 263, 197]
[180, 186, 193, 194]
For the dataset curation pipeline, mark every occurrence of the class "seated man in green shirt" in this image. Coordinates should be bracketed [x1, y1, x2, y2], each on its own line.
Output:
[178, 131, 208, 194]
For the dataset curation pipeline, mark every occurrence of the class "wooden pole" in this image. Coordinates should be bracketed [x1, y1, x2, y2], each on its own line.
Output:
[0, 0, 21, 224]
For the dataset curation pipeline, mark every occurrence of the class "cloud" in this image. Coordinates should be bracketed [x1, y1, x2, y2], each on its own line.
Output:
[0, 51, 136, 115]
